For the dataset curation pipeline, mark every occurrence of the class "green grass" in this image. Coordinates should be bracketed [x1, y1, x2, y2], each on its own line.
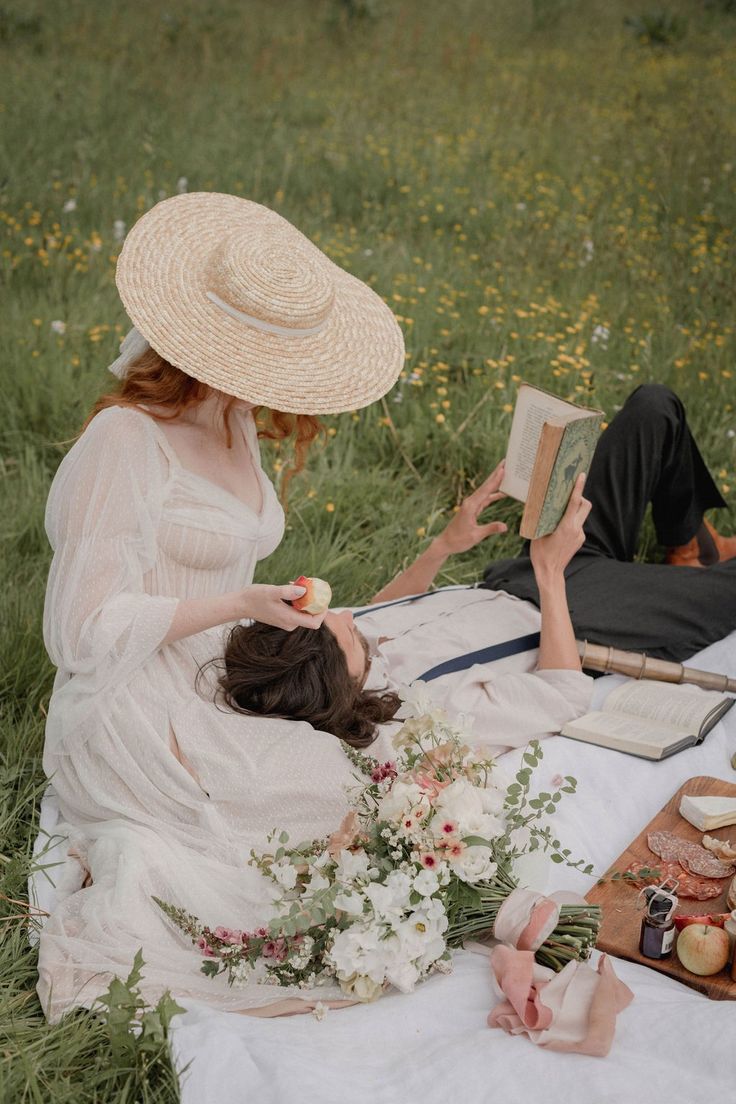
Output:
[2, 0, 736, 1098]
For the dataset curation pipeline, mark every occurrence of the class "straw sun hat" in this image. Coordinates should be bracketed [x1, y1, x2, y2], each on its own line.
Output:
[115, 192, 405, 414]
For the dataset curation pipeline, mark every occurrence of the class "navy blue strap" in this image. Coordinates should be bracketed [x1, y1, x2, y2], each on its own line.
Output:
[419, 632, 541, 682]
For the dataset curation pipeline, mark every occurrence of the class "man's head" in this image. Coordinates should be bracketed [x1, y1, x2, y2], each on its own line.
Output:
[218, 612, 400, 748]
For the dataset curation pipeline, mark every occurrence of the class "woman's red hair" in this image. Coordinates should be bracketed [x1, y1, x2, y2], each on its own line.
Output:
[83, 347, 323, 498]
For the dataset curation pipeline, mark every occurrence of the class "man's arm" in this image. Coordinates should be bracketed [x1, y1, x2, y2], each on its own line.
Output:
[369, 461, 508, 604]
[530, 474, 592, 671]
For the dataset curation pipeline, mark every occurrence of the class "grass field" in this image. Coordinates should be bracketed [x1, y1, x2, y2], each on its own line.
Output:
[2, 0, 736, 1098]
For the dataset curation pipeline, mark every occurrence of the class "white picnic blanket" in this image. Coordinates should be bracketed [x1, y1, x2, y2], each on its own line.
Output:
[32, 629, 736, 1103]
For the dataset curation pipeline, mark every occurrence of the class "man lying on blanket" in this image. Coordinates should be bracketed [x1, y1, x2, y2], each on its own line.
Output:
[216, 385, 736, 756]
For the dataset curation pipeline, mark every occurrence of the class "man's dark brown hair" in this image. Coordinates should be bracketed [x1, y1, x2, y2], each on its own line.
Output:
[213, 621, 401, 749]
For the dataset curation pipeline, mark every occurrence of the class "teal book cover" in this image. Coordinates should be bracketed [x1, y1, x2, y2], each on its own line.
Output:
[533, 416, 602, 538]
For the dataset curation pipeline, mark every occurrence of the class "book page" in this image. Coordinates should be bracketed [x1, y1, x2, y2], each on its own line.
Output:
[563, 711, 682, 756]
[500, 384, 596, 502]
[603, 680, 727, 734]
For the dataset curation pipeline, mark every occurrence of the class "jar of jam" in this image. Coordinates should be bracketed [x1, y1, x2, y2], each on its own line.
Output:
[638, 881, 678, 961]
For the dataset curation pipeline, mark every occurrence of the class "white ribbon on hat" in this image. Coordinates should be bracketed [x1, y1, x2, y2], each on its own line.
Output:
[109, 286, 328, 381]
[205, 291, 327, 338]
[108, 327, 151, 379]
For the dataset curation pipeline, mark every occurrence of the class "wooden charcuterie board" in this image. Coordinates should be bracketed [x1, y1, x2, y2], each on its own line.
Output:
[586, 776, 736, 1000]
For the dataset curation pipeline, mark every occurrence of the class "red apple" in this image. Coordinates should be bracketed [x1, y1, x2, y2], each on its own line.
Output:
[673, 913, 729, 932]
[675, 923, 730, 975]
[291, 576, 332, 616]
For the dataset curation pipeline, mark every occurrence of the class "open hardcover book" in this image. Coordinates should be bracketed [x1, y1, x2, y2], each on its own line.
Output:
[561, 680, 734, 760]
[500, 383, 603, 539]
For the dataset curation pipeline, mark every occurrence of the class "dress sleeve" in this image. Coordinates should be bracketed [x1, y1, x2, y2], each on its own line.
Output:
[433, 667, 596, 753]
[43, 406, 179, 692]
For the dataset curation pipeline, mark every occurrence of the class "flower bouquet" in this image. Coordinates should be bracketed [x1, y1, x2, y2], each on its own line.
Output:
[156, 692, 601, 1002]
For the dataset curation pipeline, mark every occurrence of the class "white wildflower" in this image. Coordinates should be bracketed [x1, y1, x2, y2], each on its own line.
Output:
[334, 848, 370, 884]
[113, 219, 126, 242]
[334, 890, 365, 916]
[177, 176, 188, 193]
[413, 868, 439, 897]
[363, 880, 407, 923]
[580, 238, 594, 265]
[62, 198, 77, 213]
[591, 324, 610, 348]
[271, 860, 297, 891]
[50, 320, 66, 335]
[312, 1002, 328, 1021]
[230, 960, 252, 988]
[307, 869, 331, 893]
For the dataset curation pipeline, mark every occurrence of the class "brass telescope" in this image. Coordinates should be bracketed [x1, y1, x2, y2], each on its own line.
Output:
[577, 640, 736, 695]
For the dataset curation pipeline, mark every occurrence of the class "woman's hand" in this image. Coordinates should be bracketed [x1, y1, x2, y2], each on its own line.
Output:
[434, 460, 508, 556]
[530, 474, 592, 586]
[240, 584, 327, 631]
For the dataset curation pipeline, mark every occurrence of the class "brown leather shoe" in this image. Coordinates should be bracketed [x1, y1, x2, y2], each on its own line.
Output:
[666, 519, 736, 567]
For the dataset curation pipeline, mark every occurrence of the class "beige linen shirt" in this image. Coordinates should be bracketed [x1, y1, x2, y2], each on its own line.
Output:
[347, 585, 595, 758]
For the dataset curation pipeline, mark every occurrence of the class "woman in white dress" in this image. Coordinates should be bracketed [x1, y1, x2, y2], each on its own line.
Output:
[37, 193, 404, 1020]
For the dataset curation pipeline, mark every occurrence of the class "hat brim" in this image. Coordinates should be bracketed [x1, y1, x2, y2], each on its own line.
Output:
[115, 193, 405, 415]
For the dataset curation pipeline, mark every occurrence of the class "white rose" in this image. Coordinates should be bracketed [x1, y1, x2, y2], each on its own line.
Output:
[453, 845, 498, 885]
[340, 973, 384, 1002]
[478, 783, 507, 817]
[377, 779, 424, 823]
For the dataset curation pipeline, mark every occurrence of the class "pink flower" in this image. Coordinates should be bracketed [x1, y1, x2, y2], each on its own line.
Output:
[214, 926, 243, 945]
[550, 774, 564, 788]
[328, 810, 361, 857]
[414, 771, 451, 800]
[441, 838, 466, 859]
[420, 851, 440, 869]
[438, 820, 457, 836]
[255, 927, 269, 939]
[371, 761, 398, 783]
[196, 935, 216, 958]
[263, 938, 288, 962]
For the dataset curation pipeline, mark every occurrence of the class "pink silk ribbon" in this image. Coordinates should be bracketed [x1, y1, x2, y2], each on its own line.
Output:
[493, 887, 586, 951]
[488, 946, 634, 1056]
[488, 888, 634, 1056]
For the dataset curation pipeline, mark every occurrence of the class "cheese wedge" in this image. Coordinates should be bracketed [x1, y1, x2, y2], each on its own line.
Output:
[679, 794, 736, 831]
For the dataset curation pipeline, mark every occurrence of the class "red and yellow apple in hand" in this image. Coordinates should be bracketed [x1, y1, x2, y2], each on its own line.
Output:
[291, 576, 332, 616]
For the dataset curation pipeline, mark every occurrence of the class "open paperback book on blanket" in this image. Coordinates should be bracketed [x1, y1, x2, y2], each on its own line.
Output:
[500, 383, 603, 539]
[560, 680, 734, 760]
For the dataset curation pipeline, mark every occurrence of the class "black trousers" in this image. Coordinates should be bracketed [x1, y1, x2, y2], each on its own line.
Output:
[481, 384, 736, 661]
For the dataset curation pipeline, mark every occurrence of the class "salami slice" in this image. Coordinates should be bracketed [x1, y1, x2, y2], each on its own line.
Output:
[647, 831, 683, 863]
[646, 830, 735, 879]
[625, 859, 723, 900]
[682, 852, 735, 879]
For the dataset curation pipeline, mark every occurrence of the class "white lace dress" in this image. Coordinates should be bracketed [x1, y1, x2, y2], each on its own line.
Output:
[38, 405, 357, 1022]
